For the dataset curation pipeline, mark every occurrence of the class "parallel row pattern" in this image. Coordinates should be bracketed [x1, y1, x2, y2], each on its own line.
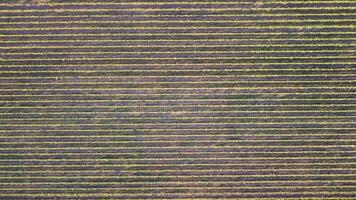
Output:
[0, 0, 355, 199]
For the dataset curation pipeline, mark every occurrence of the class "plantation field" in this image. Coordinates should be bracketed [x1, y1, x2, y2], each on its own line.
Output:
[0, 0, 355, 199]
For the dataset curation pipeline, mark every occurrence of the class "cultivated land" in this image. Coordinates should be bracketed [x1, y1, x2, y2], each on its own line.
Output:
[0, 0, 355, 199]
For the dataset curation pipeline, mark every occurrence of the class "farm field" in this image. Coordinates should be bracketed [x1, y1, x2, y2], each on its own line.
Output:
[0, 0, 355, 199]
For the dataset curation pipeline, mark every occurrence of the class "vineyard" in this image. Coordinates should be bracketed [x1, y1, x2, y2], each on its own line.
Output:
[0, 0, 355, 199]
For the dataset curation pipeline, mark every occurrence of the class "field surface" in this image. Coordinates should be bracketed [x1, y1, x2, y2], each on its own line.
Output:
[0, 0, 355, 199]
